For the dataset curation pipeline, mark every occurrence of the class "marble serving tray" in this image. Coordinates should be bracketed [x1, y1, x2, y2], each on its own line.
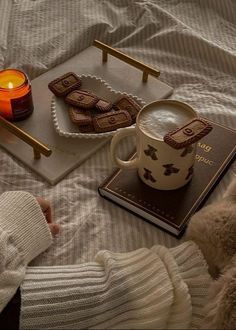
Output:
[0, 44, 173, 185]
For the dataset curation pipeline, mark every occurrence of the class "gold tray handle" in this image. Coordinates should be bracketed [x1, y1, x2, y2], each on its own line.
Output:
[0, 115, 52, 159]
[93, 40, 160, 82]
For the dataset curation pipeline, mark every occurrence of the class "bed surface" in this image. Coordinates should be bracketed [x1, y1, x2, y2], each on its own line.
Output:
[0, 0, 235, 266]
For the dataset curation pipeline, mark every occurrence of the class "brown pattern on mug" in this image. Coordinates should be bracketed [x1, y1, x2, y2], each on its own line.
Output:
[185, 165, 194, 180]
[163, 164, 180, 176]
[143, 168, 156, 182]
[144, 145, 158, 160]
[180, 145, 193, 157]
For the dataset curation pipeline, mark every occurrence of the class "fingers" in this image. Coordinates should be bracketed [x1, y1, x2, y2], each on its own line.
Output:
[43, 205, 52, 223]
[36, 196, 60, 236]
[36, 196, 53, 223]
[49, 223, 61, 236]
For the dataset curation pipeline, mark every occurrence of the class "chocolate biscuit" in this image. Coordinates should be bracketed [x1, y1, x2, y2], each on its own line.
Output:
[78, 123, 95, 133]
[93, 110, 132, 133]
[68, 107, 92, 125]
[95, 99, 113, 112]
[65, 90, 98, 109]
[114, 96, 141, 122]
[48, 72, 81, 97]
[164, 118, 213, 149]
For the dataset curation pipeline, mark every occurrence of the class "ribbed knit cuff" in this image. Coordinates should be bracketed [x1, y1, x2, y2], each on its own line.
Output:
[21, 246, 193, 329]
[170, 241, 212, 329]
[20, 242, 212, 330]
[0, 191, 52, 265]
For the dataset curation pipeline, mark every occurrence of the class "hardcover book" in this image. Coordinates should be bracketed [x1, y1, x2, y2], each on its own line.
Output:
[98, 120, 236, 237]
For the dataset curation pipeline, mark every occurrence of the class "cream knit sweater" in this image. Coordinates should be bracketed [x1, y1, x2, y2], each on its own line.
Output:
[0, 191, 52, 313]
[0, 191, 212, 329]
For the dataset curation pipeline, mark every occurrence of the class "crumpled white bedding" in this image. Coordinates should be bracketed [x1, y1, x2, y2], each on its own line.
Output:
[0, 0, 235, 266]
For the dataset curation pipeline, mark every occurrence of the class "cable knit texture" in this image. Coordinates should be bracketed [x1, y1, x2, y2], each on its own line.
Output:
[0, 191, 52, 312]
[20, 241, 211, 329]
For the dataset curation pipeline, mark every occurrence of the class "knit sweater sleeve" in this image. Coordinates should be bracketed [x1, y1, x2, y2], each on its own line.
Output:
[0, 191, 52, 312]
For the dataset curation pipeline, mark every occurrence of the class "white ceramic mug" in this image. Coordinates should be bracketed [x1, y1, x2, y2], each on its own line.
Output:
[110, 100, 198, 190]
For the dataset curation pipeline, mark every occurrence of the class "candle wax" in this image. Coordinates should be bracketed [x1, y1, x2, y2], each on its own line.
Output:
[0, 72, 25, 89]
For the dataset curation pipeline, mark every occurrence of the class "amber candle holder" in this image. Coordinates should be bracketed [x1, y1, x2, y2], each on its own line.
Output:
[0, 68, 34, 121]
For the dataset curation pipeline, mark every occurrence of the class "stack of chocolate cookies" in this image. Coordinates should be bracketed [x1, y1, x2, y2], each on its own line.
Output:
[48, 72, 141, 133]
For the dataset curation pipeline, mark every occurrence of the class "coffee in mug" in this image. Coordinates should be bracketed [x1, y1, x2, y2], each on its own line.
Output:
[138, 102, 195, 140]
[110, 100, 212, 190]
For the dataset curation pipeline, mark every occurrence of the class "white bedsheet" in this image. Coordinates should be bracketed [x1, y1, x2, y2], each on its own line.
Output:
[0, 0, 235, 266]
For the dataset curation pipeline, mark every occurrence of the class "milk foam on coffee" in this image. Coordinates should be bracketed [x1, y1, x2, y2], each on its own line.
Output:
[138, 102, 196, 140]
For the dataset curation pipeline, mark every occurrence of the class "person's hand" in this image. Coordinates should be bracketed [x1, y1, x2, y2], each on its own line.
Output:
[36, 197, 60, 236]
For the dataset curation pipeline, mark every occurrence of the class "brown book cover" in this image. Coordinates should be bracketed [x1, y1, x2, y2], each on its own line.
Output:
[98, 120, 236, 237]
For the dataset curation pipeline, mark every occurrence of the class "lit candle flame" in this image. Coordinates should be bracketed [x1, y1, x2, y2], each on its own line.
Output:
[7, 82, 14, 89]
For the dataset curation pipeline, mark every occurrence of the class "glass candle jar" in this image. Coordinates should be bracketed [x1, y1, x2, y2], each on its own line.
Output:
[0, 69, 34, 121]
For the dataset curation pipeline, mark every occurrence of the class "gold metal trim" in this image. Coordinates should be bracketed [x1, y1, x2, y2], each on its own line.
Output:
[93, 40, 160, 82]
[0, 115, 52, 159]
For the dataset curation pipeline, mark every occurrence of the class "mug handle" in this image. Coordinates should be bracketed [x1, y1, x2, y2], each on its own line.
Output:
[110, 127, 139, 169]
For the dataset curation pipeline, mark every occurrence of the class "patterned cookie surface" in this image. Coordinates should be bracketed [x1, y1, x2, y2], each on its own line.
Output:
[93, 110, 132, 133]
[48, 72, 81, 97]
[114, 96, 141, 122]
[68, 107, 92, 125]
[65, 90, 99, 109]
